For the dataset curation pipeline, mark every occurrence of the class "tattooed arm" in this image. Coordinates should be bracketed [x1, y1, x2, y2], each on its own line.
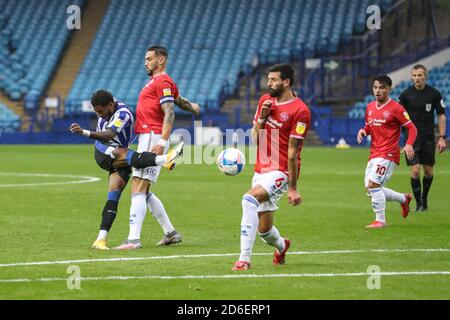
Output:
[175, 95, 200, 116]
[151, 102, 175, 155]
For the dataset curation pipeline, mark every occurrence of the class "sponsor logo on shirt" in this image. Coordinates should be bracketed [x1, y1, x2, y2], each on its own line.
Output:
[266, 116, 283, 128]
[113, 119, 123, 127]
[163, 88, 172, 96]
[296, 122, 307, 134]
[372, 118, 386, 126]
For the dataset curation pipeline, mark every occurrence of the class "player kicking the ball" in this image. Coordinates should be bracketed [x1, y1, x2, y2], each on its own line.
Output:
[357, 75, 417, 228]
[232, 64, 311, 271]
[70, 90, 184, 249]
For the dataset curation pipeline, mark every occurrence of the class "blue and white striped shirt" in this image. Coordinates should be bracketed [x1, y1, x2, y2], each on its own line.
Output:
[96, 99, 135, 149]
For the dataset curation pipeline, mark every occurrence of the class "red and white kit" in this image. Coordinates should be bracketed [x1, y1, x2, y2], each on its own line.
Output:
[134, 73, 179, 182]
[252, 94, 311, 211]
[363, 98, 416, 187]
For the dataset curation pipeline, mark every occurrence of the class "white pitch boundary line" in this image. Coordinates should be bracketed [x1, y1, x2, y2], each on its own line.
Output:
[1, 248, 450, 268]
[0, 172, 101, 187]
[1, 271, 450, 283]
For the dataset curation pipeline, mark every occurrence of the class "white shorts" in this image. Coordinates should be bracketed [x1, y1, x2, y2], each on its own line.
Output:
[364, 157, 396, 188]
[252, 171, 289, 212]
[132, 132, 169, 183]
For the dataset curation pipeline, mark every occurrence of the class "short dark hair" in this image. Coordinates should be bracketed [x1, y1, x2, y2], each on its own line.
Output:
[372, 75, 392, 88]
[91, 90, 114, 107]
[147, 45, 168, 58]
[412, 64, 428, 74]
[268, 63, 295, 87]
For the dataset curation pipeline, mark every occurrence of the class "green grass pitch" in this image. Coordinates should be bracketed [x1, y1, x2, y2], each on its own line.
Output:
[0, 145, 449, 299]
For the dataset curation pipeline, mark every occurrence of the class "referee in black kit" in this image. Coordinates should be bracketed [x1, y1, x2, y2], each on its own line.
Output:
[399, 64, 447, 212]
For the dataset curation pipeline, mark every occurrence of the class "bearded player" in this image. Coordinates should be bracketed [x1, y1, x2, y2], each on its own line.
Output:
[232, 64, 311, 270]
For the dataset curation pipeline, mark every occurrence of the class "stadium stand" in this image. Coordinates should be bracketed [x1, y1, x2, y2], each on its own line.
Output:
[0, 0, 85, 100]
[0, 101, 20, 132]
[349, 60, 450, 119]
[0, 0, 85, 131]
[65, 0, 392, 115]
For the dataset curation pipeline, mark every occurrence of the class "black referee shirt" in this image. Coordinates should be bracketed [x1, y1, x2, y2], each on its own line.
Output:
[399, 84, 446, 138]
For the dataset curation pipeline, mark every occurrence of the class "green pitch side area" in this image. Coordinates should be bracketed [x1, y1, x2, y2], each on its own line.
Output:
[0, 145, 449, 299]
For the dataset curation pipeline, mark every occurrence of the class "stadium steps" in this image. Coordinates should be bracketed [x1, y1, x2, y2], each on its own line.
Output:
[44, 0, 110, 114]
[0, 92, 30, 131]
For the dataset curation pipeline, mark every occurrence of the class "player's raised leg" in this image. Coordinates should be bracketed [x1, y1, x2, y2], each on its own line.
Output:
[111, 142, 184, 170]
[383, 188, 412, 218]
[258, 212, 290, 265]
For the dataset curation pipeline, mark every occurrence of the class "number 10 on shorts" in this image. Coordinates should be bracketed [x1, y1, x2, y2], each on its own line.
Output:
[375, 164, 386, 176]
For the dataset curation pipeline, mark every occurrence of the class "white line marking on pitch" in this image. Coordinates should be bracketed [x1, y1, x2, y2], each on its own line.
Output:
[1, 248, 449, 268]
[0, 172, 101, 187]
[1, 271, 450, 283]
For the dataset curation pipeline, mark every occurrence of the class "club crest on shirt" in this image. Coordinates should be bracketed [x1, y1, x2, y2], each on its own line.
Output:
[163, 88, 172, 96]
[425, 104, 432, 112]
[113, 119, 123, 127]
[296, 122, 306, 135]
[403, 111, 410, 120]
[280, 112, 289, 122]
[382, 111, 390, 119]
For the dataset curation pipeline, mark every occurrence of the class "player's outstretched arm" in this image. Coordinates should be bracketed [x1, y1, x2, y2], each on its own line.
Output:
[69, 123, 116, 142]
[175, 95, 200, 116]
[287, 137, 302, 207]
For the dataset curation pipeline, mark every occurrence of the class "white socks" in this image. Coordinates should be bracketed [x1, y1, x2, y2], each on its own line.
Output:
[367, 187, 407, 223]
[383, 187, 406, 203]
[369, 187, 386, 223]
[147, 193, 174, 235]
[154, 155, 167, 166]
[97, 230, 108, 241]
[128, 192, 147, 240]
[259, 226, 285, 253]
[239, 194, 260, 263]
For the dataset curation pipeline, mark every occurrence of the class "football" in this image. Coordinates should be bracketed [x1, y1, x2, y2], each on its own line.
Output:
[216, 148, 246, 176]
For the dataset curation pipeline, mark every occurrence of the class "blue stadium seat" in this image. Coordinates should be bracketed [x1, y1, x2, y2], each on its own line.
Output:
[0, 102, 20, 132]
[0, 0, 85, 105]
[65, 0, 379, 115]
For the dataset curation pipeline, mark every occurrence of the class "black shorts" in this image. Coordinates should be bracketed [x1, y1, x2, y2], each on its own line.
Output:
[405, 136, 435, 166]
[94, 149, 132, 182]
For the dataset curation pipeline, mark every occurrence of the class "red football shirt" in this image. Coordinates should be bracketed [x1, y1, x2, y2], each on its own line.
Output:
[253, 94, 311, 175]
[365, 98, 412, 164]
[135, 73, 179, 134]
